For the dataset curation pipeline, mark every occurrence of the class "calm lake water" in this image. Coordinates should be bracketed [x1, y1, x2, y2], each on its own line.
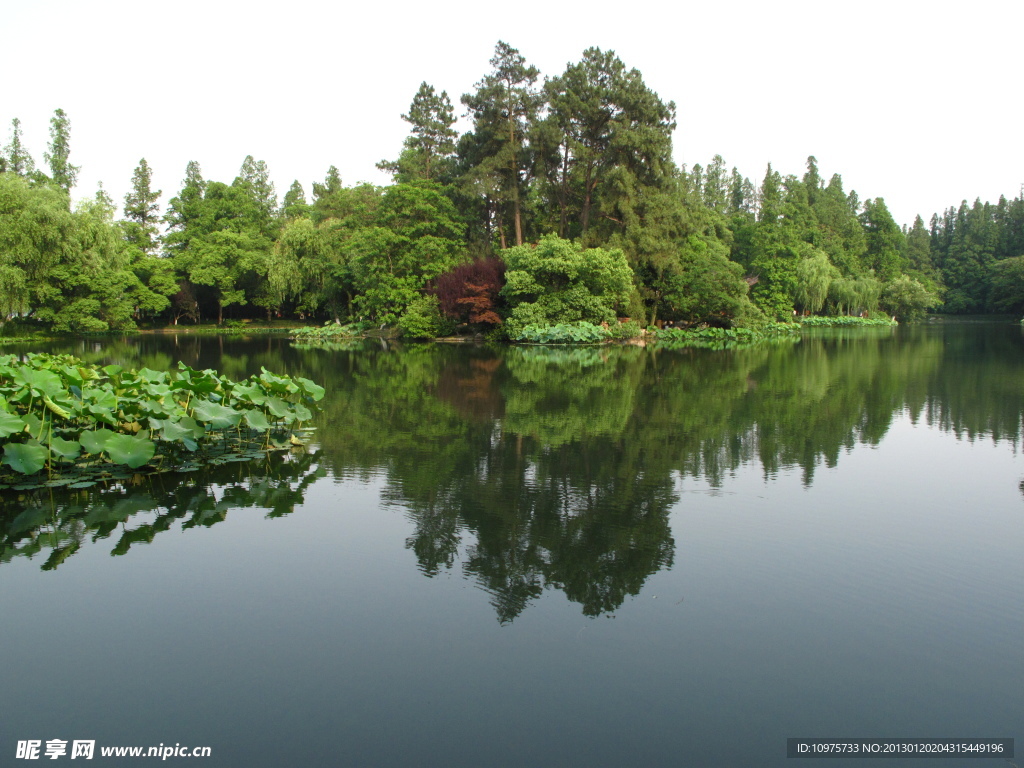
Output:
[1, 323, 1022, 767]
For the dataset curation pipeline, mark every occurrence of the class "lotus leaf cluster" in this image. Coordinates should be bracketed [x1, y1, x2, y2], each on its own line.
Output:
[652, 323, 800, 350]
[0, 354, 325, 490]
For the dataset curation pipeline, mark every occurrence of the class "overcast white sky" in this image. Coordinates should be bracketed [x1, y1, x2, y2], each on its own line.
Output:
[3, 0, 1021, 228]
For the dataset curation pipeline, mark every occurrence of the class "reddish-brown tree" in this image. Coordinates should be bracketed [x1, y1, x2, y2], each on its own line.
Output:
[430, 257, 506, 326]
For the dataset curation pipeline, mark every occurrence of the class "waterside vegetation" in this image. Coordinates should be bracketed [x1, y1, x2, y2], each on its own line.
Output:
[0, 353, 324, 489]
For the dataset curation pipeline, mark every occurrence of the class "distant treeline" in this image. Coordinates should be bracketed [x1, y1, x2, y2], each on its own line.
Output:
[2, 42, 1023, 335]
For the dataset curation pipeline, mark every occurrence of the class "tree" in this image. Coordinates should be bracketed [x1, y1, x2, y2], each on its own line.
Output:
[44, 108, 79, 194]
[430, 257, 506, 327]
[163, 160, 207, 256]
[881, 275, 939, 321]
[905, 214, 937, 281]
[989, 255, 1024, 313]
[280, 180, 309, 220]
[461, 41, 543, 246]
[792, 247, 838, 314]
[812, 173, 865, 275]
[860, 197, 906, 281]
[500, 234, 633, 337]
[122, 159, 162, 256]
[178, 181, 273, 324]
[378, 82, 458, 183]
[235, 155, 277, 237]
[0, 173, 75, 319]
[346, 182, 466, 323]
[660, 236, 756, 326]
[4, 118, 35, 177]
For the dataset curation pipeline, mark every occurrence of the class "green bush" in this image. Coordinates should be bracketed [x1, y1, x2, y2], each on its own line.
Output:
[608, 320, 642, 340]
[398, 295, 453, 339]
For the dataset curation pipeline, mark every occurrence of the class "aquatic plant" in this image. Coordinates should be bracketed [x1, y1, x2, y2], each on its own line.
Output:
[513, 321, 612, 344]
[652, 323, 800, 349]
[797, 316, 897, 327]
[0, 353, 324, 490]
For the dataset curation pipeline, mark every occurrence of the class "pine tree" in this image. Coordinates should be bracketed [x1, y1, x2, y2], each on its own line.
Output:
[378, 83, 457, 182]
[461, 41, 543, 246]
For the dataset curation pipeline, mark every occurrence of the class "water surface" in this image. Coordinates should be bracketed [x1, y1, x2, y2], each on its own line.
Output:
[1, 324, 1021, 766]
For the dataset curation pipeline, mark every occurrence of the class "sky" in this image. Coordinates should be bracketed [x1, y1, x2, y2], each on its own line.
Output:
[3, 0, 1021, 228]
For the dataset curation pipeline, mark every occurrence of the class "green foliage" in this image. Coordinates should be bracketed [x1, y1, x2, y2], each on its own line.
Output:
[378, 82, 458, 183]
[880, 275, 940, 321]
[513, 321, 611, 344]
[501, 234, 633, 338]
[44, 108, 79, 193]
[0, 353, 323, 487]
[608, 319, 642, 339]
[0, 173, 75, 318]
[122, 158, 162, 257]
[347, 182, 466, 323]
[653, 323, 799, 349]
[659, 236, 756, 325]
[461, 40, 544, 247]
[988, 255, 1024, 314]
[4, 118, 35, 177]
[797, 315, 897, 327]
[398, 295, 453, 339]
[792, 247, 839, 314]
[860, 197, 906, 281]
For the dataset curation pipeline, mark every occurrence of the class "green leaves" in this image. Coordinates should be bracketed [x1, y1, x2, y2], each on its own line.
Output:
[0, 353, 324, 488]
[105, 434, 156, 468]
[80, 428, 116, 455]
[0, 411, 26, 438]
[3, 442, 47, 475]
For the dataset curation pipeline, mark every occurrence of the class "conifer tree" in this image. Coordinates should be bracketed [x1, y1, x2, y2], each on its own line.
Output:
[461, 41, 543, 246]
[4, 118, 35, 177]
[378, 83, 457, 182]
[123, 159, 162, 256]
[44, 108, 79, 194]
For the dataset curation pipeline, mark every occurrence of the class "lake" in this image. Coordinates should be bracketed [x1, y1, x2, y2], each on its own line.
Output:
[1, 323, 1021, 766]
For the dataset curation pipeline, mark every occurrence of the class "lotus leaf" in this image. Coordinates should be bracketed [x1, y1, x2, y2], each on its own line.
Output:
[295, 377, 326, 401]
[48, 437, 82, 460]
[0, 411, 26, 438]
[243, 410, 272, 431]
[192, 401, 243, 429]
[15, 367, 63, 397]
[80, 428, 117, 455]
[105, 434, 156, 468]
[3, 442, 47, 474]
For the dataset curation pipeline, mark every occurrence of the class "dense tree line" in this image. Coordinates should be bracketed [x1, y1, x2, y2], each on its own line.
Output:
[2, 45, 1022, 334]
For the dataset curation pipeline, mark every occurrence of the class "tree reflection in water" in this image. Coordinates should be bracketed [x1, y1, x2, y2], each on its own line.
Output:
[5, 323, 1023, 622]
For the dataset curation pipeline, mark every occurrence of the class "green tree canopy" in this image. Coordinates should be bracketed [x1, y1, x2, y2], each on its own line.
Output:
[500, 234, 633, 337]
